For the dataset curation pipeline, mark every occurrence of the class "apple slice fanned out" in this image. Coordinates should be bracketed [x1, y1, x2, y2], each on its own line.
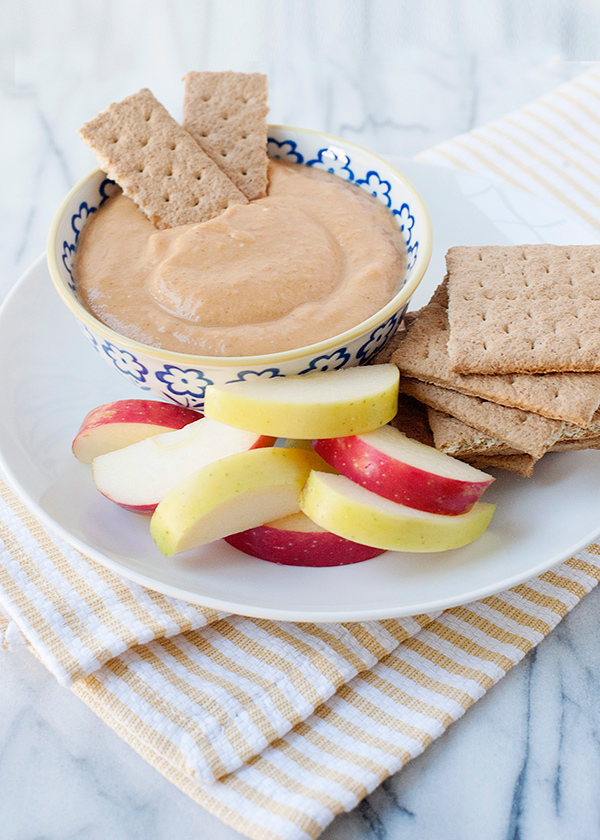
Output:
[73, 399, 202, 463]
[225, 511, 385, 566]
[313, 425, 494, 516]
[203, 364, 399, 439]
[150, 448, 328, 557]
[92, 417, 275, 514]
[299, 471, 496, 553]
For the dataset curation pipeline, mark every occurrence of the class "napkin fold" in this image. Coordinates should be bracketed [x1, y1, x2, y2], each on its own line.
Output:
[2, 64, 600, 840]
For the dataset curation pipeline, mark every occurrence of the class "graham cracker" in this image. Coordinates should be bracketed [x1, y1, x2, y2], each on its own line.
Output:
[399, 377, 563, 459]
[446, 245, 600, 374]
[426, 408, 519, 458]
[389, 393, 434, 447]
[558, 408, 600, 442]
[393, 280, 600, 427]
[464, 453, 536, 478]
[551, 437, 600, 451]
[183, 71, 269, 201]
[79, 88, 247, 229]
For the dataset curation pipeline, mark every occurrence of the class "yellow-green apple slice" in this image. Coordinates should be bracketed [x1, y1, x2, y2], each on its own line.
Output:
[313, 425, 494, 515]
[203, 364, 399, 439]
[150, 447, 327, 557]
[73, 399, 201, 463]
[224, 511, 385, 566]
[299, 471, 496, 553]
[92, 418, 274, 515]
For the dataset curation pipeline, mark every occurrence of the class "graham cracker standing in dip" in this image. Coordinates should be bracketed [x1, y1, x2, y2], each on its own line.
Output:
[183, 71, 269, 201]
[79, 88, 248, 229]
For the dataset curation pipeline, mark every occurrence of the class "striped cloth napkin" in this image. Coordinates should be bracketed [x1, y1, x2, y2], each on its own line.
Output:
[2, 65, 600, 840]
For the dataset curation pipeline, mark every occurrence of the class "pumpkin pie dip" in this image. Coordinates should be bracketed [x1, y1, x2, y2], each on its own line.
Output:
[75, 160, 406, 357]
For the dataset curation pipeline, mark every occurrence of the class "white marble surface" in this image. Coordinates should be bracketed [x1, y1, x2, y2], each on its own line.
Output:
[3, 1, 600, 838]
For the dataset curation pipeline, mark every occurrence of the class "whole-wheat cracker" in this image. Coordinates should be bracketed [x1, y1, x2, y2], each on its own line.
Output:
[183, 71, 269, 201]
[393, 280, 600, 427]
[446, 245, 600, 374]
[399, 377, 563, 459]
[389, 393, 434, 447]
[79, 88, 247, 229]
[464, 453, 536, 478]
[551, 437, 600, 451]
[426, 408, 520, 457]
[425, 399, 600, 458]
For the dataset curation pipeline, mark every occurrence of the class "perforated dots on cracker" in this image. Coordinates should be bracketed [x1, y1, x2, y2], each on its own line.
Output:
[446, 245, 600, 374]
[79, 88, 248, 229]
[183, 71, 269, 201]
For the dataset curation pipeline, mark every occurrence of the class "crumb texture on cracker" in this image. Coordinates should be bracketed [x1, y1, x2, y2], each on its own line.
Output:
[446, 245, 600, 374]
[400, 376, 562, 459]
[79, 88, 248, 229]
[393, 280, 600, 426]
[183, 71, 269, 201]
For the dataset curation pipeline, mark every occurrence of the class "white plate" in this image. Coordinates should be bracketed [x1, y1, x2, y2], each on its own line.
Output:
[1, 159, 600, 622]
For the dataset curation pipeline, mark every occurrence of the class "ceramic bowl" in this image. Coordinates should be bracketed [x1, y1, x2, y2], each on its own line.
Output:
[47, 125, 432, 409]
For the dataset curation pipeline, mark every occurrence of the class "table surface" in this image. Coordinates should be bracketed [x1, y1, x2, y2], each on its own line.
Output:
[3, 2, 600, 839]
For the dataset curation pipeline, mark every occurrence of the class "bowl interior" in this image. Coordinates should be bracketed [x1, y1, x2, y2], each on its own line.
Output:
[51, 126, 431, 348]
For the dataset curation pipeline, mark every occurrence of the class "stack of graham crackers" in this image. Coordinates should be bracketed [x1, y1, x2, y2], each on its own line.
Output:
[380, 245, 600, 477]
[78, 72, 269, 229]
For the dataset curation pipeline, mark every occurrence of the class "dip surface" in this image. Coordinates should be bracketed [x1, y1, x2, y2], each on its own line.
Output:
[75, 161, 405, 357]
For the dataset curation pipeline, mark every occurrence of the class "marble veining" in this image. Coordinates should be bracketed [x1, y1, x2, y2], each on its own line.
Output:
[3, 1, 600, 838]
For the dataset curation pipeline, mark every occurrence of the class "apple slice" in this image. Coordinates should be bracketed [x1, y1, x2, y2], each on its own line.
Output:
[313, 425, 494, 515]
[150, 447, 327, 557]
[203, 364, 399, 439]
[92, 417, 274, 514]
[73, 399, 202, 463]
[224, 511, 385, 566]
[299, 471, 496, 553]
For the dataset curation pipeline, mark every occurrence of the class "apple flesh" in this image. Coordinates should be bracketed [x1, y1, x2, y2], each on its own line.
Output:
[73, 399, 201, 463]
[224, 511, 385, 566]
[299, 471, 496, 553]
[313, 425, 494, 515]
[150, 447, 328, 557]
[203, 364, 399, 439]
[92, 417, 274, 514]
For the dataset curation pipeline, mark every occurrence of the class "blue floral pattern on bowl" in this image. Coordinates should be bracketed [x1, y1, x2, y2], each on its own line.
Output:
[52, 127, 430, 409]
[355, 171, 393, 207]
[393, 204, 415, 247]
[226, 368, 283, 383]
[298, 348, 351, 374]
[102, 341, 148, 382]
[356, 307, 407, 365]
[266, 138, 304, 164]
[156, 365, 214, 407]
[306, 147, 354, 181]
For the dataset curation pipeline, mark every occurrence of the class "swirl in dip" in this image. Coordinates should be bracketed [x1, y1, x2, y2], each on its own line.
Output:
[75, 160, 406, 357]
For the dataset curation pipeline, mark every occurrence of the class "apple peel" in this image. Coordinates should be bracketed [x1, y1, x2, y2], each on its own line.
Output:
[299, 470, 496, 553]
[73, 399, 201, 463]
[313, 425, 494, 515]
[150, 447, 329, 557]
[225, 511, 385, 566]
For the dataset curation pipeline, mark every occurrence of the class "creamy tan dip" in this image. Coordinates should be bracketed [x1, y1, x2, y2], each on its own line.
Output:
[75, 161, 405, 357]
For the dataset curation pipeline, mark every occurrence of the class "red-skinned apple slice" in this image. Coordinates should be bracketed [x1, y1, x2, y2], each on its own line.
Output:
[92, 417, 274, 514]
[73, 399, 202, 463]
[313, 425, 494, 515]
[299, 471, 496, 552]
[150, 448, 328, 557]
[224, 511, 385, 566]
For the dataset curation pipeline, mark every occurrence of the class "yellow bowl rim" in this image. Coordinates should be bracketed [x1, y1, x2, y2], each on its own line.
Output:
[47, 124, 433, 368]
